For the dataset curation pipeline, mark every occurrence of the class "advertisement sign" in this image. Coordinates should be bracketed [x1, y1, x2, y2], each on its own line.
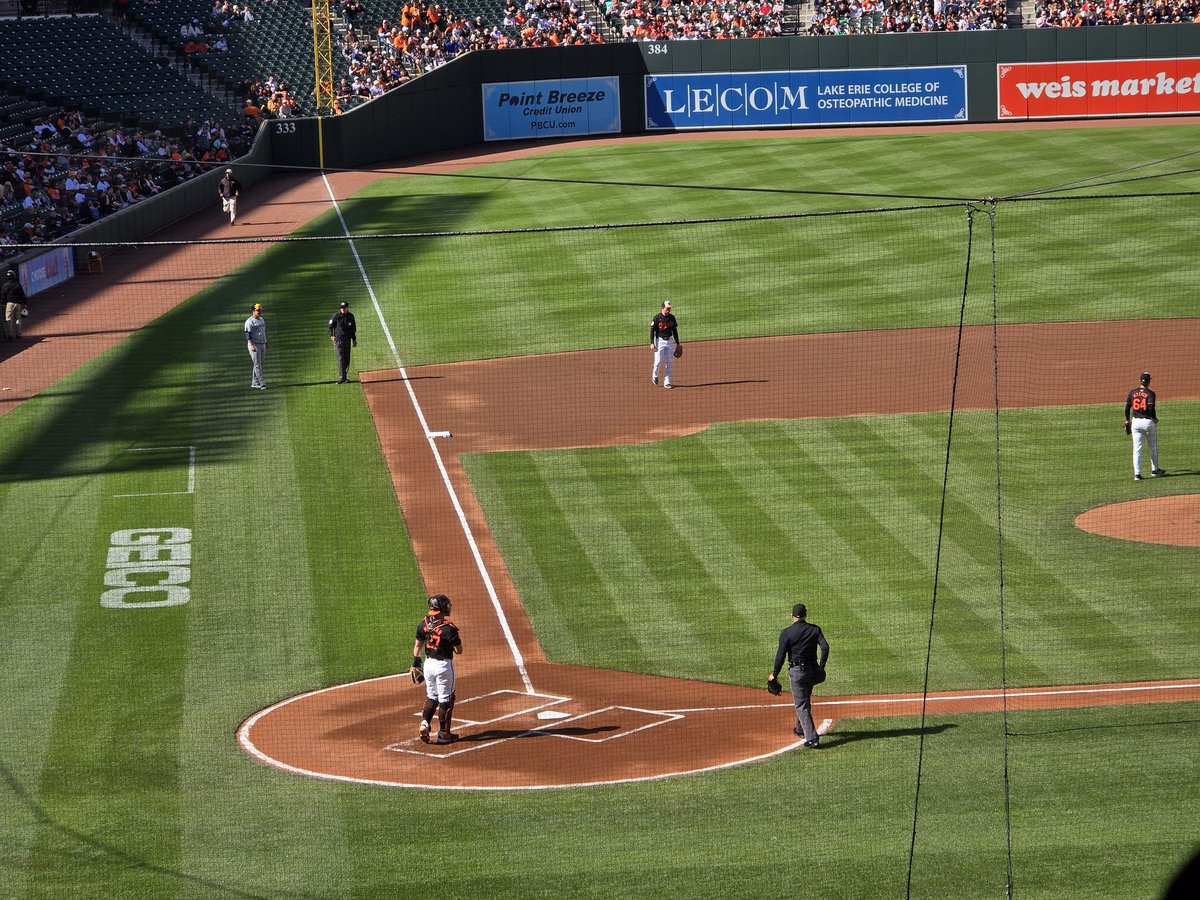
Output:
[19, 246, 74, 297]
[482, 76, 621, 141]
[645, 66, 967, 130]
[998, 58, 1200, 119]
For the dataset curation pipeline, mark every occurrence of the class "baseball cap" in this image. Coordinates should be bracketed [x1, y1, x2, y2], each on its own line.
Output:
[225, 168, 233, 174]
[252, 303, 263, 310]
[1141, 372, 1151, 383]
[339, 301, 348, 308]
[792, 603, 807, 618]
[662, 300, 672, 309]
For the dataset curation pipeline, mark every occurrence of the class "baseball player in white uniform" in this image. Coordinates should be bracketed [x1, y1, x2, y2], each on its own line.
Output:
[411, 594, 463, 745]
[650, 299, 681, 389]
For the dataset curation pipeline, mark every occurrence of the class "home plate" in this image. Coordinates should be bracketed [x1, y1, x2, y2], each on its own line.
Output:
[537, 710, 572, 720]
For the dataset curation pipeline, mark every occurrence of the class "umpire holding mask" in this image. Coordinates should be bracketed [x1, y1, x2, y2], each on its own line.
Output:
[768, 603, 830, 748]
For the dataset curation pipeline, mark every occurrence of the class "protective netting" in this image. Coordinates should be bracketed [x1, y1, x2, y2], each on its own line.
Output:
[1, 186, 1197, 897]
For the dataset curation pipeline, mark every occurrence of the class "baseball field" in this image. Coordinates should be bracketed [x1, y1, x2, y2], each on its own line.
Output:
[1, 121, 1199, 897]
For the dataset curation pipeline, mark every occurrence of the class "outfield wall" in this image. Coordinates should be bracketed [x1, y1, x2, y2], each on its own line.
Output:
[270, 24, 1200, 171]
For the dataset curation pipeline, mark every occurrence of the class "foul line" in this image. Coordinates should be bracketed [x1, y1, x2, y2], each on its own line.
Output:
[319, 173, 533, 694]
[113, 445, 196, 497]
[814, 682, 1200, 709]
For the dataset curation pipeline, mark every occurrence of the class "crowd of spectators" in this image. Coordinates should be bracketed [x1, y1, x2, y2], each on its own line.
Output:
[1, 109, 253, 259]
[603, 0, 786, 39]
[333, 0, 603, 109]
[1033, 0, 1199, 26]
[806, 0, 1008, 33]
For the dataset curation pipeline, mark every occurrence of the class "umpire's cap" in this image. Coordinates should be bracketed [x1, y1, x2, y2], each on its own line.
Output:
[427, 594, 451, 615]
[1141, 372, 1152, 384]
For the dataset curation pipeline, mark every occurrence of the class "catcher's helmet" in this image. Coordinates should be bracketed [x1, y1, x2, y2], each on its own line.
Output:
[427, 594, 451, 615]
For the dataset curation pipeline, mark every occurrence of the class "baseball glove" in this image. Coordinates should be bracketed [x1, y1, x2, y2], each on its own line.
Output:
[766, 676, 782, 696]
[1124, 421, 1131, 435]
[410, 665, 425, 685]
[673, 344, 684, 358]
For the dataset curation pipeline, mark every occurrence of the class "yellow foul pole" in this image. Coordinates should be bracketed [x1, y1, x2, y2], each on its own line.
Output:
[311, 0, 334, 167]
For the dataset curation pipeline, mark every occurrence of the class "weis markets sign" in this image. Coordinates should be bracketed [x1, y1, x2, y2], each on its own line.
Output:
[482, 76, 620, 141]
[999, 58, 1200, 119]
[645, 66, 966, 130]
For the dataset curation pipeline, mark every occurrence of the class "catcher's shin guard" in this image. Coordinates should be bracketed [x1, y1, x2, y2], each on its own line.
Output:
[437, 693, 456, 736]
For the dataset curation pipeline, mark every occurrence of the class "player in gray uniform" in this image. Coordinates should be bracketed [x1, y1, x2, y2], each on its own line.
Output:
[243, 303, 268, 390]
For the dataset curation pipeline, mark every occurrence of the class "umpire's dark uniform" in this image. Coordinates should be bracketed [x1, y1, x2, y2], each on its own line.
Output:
[327, 301, 357, 383]
[771, 603, 830, 747]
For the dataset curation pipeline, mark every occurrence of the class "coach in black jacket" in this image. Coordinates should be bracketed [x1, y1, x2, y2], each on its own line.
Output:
[327, 301, 357, 383]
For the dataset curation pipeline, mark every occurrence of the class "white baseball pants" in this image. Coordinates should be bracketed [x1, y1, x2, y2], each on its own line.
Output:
[423, 657, 456, 703]
[652, 337, 675, 385]
[1131, 418, 1159, 477]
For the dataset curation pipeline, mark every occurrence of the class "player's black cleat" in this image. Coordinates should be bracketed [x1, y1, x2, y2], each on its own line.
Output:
[436, 732, 460, 745]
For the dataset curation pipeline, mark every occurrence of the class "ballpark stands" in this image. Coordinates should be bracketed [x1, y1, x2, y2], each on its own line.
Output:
[1033, 0, 1198, 26]
[0, 13, 231, 127]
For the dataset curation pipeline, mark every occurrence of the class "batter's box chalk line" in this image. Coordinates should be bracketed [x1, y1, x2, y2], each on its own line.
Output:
[387, 694, 684, 758]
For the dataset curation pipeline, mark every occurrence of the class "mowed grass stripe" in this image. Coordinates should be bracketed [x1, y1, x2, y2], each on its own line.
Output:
[572, 446, 729, 677]
[733, 423, 909, 688]
[0, 471, 100, 897]
[467, 451, 644, 667]
[22, 480, 193, 893]
[531, 451, 699, 670]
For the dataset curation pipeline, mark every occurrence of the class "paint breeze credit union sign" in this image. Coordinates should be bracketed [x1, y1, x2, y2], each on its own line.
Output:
[998, 58, 1200, 119]
[645, 66, 967, 129]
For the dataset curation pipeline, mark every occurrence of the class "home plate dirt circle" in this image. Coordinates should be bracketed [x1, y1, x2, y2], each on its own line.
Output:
[237, 663, 812, 790]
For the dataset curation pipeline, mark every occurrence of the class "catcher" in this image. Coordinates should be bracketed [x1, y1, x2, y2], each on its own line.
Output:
[411, 594, 463, 744]
[767, 603, 829, 748]
[649, 299, 682, 389]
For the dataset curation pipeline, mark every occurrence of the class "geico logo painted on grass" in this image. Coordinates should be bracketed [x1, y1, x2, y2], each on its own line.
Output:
[100, 528, 192, 609]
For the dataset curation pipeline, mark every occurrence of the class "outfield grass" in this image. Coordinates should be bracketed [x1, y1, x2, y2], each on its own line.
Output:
[1, 126, 1198, 896]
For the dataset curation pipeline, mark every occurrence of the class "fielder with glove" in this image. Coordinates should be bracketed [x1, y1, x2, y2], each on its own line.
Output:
[650, 299, 681, 389]
[769, 602, 830, 748]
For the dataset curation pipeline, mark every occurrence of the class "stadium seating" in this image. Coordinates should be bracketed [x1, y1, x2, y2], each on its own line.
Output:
[0, 13, 232, 128]
[125, 0, 354, 116]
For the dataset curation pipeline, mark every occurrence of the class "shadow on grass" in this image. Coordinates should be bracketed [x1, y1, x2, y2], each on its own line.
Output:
[1008, 716, 1200, 737]
[821, 722, 957, 747]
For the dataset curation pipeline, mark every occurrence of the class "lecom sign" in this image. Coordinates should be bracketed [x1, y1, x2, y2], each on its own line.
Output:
[998, 58, 1200, 119]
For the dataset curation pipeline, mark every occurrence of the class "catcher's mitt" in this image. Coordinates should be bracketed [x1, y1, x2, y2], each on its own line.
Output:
[1124, 421, 1131, 435]
[766, 677, 782, 696]
[673, 344, 683, 359]
[410, 665, 425, 685]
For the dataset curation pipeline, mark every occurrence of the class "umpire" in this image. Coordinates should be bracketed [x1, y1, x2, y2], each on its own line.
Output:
[327, 301, 357, 383]
[768, 603, 830, 748]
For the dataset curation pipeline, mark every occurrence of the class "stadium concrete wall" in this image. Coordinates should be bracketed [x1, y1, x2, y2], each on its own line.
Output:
[269, 23, 1200, 171]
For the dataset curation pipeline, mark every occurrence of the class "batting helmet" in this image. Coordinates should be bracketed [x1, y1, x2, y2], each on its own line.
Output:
[5, 269, 16, 280]
[427, 594, 451, 615]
